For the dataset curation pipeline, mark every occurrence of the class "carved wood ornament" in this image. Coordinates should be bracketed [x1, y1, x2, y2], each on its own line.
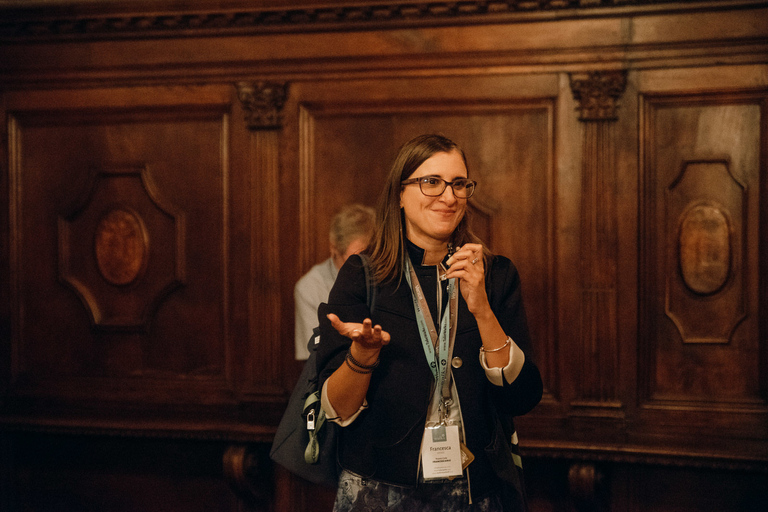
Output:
[570, 71, 627, 122]
[58, 166, 185, 330]
[665, 160, 746, 344]
[0, 1, 725, 40]
[237, 81, 289, 131]
[94, 208, 149, 286]
[678, 202, 731, 296]
[569, 462, 607, 512]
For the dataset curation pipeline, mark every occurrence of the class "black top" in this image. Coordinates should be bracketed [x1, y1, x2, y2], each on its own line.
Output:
[317, 241, 542, 502]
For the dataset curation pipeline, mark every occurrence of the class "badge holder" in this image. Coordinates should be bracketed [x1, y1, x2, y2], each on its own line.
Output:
[420, 396, 474, 480]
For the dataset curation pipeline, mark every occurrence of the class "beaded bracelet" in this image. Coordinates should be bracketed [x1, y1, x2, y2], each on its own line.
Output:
[345, 357, 374, 374]
[480, 336, 512, 353]
[345, 351, 380, 374]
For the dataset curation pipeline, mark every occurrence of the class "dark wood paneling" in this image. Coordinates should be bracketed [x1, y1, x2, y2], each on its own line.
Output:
[639, 90, 767, 442]
[1, 2, 767, 512]
[12, 105, 225, 382]
[1, 85, 283, 437]
[2, 431, 244, 512]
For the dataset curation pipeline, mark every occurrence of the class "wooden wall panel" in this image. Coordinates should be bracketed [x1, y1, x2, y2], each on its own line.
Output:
[13, 108, 221, 381]
[638, 80, 768, 444]
[2, 85, 275, 435]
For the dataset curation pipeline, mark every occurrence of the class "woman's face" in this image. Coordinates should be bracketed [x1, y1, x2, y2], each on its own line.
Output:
[400, 149, 468, 248]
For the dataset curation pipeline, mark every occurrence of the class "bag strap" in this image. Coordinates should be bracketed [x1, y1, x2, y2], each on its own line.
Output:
[359, 253, 376, 314]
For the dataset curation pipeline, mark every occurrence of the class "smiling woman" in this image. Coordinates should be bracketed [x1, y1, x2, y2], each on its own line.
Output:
[315, 134, 543, 511]
[400, 150, 471, 263]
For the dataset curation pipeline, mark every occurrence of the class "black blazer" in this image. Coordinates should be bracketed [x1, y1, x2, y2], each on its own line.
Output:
[317, 243, 542, 503]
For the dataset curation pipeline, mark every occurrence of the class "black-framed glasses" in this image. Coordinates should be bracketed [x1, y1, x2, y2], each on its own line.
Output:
[401, 176, 477, 199]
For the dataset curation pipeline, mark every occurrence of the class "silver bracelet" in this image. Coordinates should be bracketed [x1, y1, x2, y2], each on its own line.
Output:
[480, 336, 512, 353]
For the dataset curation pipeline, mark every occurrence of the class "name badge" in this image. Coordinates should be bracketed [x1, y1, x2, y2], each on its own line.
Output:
[421, 424, 463, 480]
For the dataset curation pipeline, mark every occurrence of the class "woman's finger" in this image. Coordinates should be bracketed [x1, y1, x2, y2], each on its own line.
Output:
[327, 313, 343, 331]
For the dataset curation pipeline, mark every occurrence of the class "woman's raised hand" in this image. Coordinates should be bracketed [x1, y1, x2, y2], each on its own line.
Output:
[327, 314, 391, 353]
[444, 243, 490, 315]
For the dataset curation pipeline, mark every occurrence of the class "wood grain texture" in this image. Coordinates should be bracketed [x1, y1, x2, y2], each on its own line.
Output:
[0, 1, 766, 511]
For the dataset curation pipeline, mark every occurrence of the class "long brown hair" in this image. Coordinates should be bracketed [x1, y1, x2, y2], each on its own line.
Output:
[368, 134, 488, 284]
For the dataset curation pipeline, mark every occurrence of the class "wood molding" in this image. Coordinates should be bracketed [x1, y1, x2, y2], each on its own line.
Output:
[522, 442, 768, 472]
[0, 415, 277, 443]
[0, 1, 761, 41]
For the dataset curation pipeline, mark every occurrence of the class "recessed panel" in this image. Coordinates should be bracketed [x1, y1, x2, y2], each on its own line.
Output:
[9, 104, 229, 405]
[642, 98, 762, 407]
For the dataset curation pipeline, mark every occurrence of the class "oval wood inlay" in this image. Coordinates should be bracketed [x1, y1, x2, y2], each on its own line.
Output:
[95, 208, 148, 286]
[679, 204, 730, 295]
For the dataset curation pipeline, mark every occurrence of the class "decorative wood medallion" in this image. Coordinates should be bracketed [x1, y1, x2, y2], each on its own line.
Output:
[678, 202, 731, 296]
[94, 208, 149, 286]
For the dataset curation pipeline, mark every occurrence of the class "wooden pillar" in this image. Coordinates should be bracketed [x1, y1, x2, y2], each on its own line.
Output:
[225, 81, 289, 508]
[569, 70, 627, 413]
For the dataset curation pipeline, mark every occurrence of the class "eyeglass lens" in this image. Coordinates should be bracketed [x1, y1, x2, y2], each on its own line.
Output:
[419, 177, 475, 198]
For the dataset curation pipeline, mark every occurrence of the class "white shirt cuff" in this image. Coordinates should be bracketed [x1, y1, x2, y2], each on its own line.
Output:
[321, 379, 368, 426]
[479, 339, 526, 386]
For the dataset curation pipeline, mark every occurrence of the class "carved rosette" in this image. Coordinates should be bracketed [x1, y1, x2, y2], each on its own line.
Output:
[569, 71, 627, 121]
[236, 81, 288, 130]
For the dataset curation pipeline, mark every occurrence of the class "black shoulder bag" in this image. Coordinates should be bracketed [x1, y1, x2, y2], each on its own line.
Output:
[269, 255, 376, 487]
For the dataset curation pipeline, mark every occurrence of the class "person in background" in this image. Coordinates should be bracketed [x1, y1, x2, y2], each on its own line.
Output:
[294, 203, 376, 360]
[317, 134, 543, 511]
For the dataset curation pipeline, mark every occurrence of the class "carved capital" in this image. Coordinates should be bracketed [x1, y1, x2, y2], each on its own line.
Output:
[236, 81, 288, 131]
[569, 71, 627, 121]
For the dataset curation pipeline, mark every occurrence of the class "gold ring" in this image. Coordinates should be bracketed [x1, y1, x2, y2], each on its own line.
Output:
[471, 258, 479, 265]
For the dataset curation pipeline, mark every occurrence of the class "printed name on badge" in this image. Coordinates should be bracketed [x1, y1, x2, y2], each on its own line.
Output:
[421, 424, 463, 480]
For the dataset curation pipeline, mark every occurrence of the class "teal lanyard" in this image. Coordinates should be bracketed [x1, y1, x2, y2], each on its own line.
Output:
[404, 257, 458, 397]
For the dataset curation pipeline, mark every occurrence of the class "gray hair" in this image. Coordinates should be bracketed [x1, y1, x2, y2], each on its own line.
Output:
[329, 203, 376, 253]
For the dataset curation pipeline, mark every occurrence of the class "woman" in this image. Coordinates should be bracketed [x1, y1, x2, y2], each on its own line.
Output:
[316, 134, 543, 511]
